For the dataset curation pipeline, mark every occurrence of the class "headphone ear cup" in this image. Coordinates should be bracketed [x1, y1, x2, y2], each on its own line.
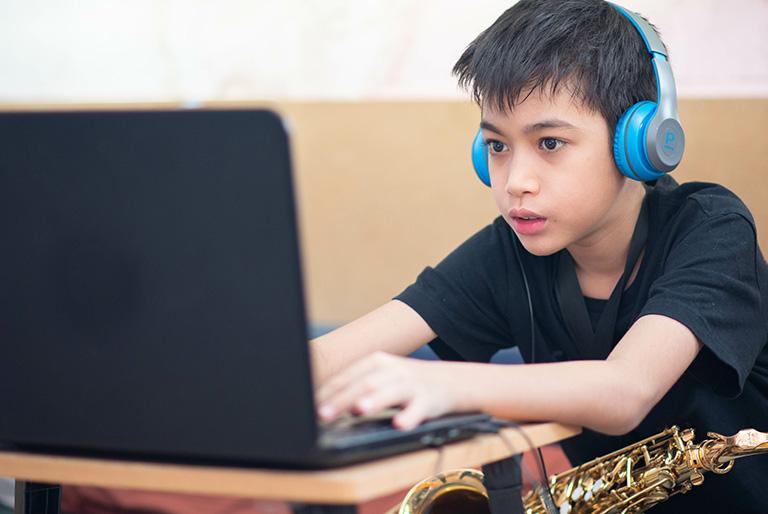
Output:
[471, 128, 491, 187]
[612, 101, 664, 181]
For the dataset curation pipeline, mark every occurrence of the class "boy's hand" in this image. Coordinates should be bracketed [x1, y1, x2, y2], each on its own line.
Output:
[315, 352, 463, 431]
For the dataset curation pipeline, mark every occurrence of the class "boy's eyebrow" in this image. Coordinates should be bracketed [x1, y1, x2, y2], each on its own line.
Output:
[524, 118, 578, 133]
[480, 118, 578, 136]
[479, 120, 506, 135]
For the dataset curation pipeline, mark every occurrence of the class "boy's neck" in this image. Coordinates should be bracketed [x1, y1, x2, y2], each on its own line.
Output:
[566, 181, 647, 291]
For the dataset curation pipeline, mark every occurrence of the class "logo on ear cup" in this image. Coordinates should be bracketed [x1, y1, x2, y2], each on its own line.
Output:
[663, 130, 676, 152]
[654, 118, 685, 166]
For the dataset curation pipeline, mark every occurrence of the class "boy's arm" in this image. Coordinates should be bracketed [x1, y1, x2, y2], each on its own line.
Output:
[310, 299, 437, 386]
[458, 313, 702, 434]
[317, 313, 702, 434]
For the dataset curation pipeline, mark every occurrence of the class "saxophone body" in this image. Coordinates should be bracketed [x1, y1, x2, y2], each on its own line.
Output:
[524, 425, 768, 513]
[389, 426, 768, 514]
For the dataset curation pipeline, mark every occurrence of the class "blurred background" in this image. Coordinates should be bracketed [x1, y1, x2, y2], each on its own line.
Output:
[1, 0, 767, 327]
[2, 0, 767, 102]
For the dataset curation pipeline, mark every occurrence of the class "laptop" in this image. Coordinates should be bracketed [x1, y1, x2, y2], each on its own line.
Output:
[0, 108, 491, 468]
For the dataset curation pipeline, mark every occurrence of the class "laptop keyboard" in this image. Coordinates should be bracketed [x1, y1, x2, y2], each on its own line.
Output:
[320, 408, 399, 431]
[318, 409, 491, 451]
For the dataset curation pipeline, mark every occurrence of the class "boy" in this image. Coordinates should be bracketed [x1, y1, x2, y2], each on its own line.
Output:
[312, 0, 767, 512]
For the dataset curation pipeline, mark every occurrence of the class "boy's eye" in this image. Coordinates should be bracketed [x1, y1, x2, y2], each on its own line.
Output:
[539, 137, 565, 152]
[487, 140, 508, 154]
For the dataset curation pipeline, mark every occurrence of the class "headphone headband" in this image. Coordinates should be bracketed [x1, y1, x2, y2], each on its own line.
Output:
[610, 2, 684, 173]
[609, 3, 667, 56]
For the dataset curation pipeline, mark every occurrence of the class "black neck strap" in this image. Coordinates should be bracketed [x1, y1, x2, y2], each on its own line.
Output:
[555, 198, 648, 360]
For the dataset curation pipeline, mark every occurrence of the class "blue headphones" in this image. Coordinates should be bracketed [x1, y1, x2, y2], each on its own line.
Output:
[471, 2, 685, 186]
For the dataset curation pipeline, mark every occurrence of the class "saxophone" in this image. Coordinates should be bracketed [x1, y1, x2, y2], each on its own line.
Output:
[387, 426, 768, 514]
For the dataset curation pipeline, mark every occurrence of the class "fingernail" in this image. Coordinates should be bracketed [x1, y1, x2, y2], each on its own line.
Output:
[319, 405, 335, 419]
[394, 417, 412, 431]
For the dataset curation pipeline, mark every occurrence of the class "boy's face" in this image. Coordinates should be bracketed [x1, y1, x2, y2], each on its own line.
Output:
[481, 87, 633, 257]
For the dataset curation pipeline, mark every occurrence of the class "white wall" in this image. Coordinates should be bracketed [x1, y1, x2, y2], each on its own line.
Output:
[0, 0, 766, 103]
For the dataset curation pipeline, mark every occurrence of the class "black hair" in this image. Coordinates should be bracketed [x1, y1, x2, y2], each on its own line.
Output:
[452, 0, 665, 139]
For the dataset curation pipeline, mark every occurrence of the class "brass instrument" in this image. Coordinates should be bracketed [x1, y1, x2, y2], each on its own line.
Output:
[388, 426, 768, 514]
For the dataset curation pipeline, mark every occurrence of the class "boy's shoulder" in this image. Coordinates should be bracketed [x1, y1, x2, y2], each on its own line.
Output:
[650, 174, 756, 227]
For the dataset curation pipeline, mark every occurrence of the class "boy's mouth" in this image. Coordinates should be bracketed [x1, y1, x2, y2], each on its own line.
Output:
[509, 208, 547, 235]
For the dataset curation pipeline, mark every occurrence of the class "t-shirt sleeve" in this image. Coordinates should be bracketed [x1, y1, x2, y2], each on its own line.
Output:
[639, 211, 767, 397]
[394, 219, 518, 362]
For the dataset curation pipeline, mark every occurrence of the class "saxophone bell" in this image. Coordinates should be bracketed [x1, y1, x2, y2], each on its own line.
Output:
[384, 469, 490, 514]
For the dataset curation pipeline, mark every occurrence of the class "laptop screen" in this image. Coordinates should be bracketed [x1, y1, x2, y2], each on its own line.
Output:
[0, 109, 319, 463]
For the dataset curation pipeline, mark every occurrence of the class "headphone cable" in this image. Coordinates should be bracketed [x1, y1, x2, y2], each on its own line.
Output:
[511, 235, 555, 506]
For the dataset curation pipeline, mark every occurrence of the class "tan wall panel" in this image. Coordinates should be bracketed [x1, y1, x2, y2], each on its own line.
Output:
[2, 99, 766, 324]
[274, 102, 497, 326]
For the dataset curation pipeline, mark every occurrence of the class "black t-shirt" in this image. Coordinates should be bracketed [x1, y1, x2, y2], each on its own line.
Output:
[394, 175, 768, 513]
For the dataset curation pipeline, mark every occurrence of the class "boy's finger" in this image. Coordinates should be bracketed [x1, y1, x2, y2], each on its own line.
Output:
[319, 371, 393, 420]
[316, 354, 381, 403]
[393, 398, 428, 431]
[350, 382, 412, 417]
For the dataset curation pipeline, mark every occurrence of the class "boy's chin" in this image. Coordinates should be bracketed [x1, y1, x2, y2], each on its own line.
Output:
[515, 236, 564, 257]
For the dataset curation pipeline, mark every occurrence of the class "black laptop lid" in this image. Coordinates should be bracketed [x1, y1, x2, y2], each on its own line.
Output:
[0, 109, 318, 463]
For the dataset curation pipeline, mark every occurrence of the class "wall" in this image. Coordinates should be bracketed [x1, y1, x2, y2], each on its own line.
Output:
[0, 1, 766, 103]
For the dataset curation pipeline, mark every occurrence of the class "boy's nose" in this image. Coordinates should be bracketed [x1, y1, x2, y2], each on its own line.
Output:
[502, 161, 540, 197]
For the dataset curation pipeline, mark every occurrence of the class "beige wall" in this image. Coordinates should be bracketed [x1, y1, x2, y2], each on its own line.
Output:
[1, 99, 766, 324]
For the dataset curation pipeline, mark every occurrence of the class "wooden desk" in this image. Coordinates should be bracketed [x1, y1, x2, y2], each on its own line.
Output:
[0, 422, 580, 514]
